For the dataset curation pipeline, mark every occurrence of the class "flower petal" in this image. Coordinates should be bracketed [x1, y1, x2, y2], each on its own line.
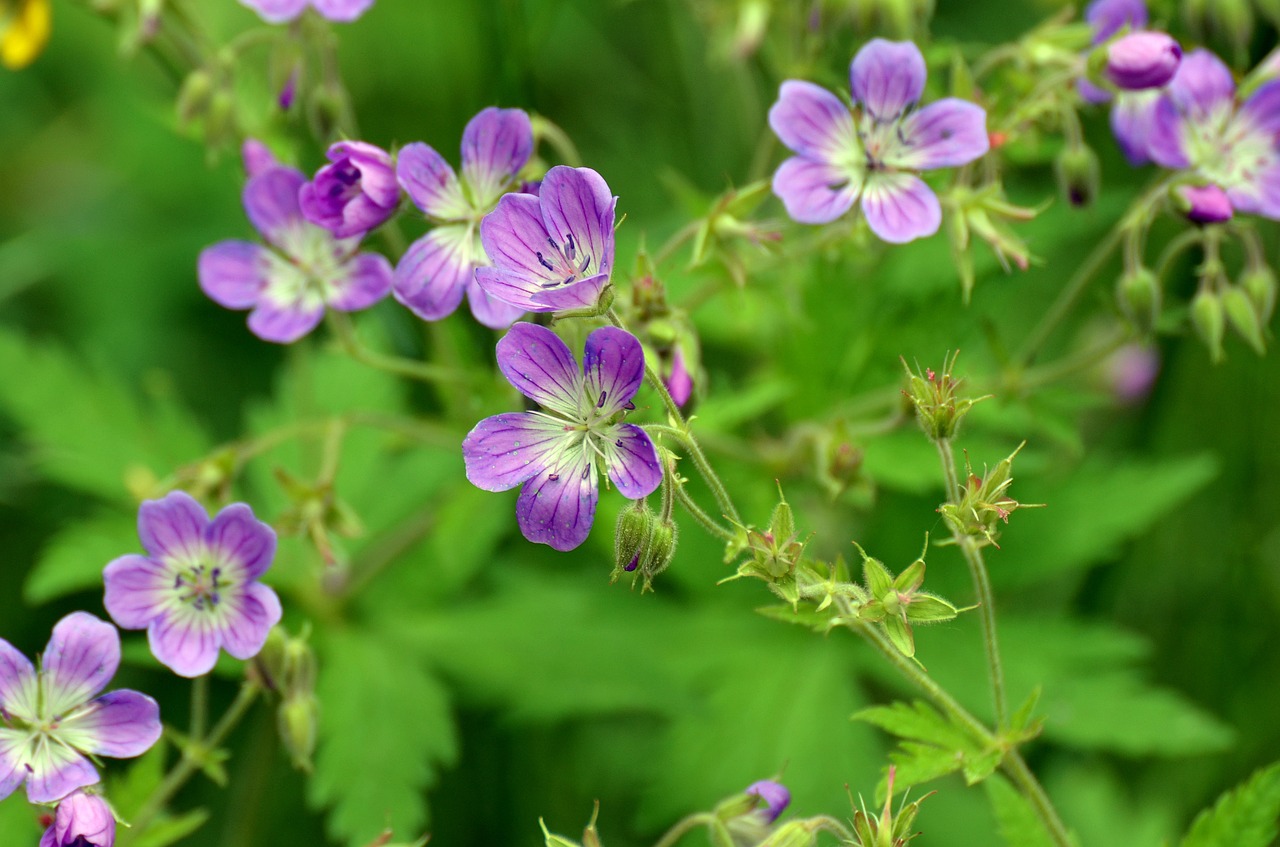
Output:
[392, 227, 475, 321]
[243, 167, 308, 250]
[582, 327, 645, 417]
[1227, 162, 1280, 219]
[219, 583, 283, 661]
[1146, 96, 1191, 168]
[496, 323, 584, 418]
[461, 107, 534, 207]
[148, 612, 220, 679]
[397, 142, 469, 220]
[103, 554, 171, 631]
[23, 742, 98, 804]
[310, 0, 375, 21]
[50, 791, 116, 847]
[860, 173, 941, 244]
[539, 166, 616, 283]
[891, 98, 989, 170]
[1238, 79, 1280, 136]
[1166, 49, 1235, 119]
[205, 503, 276, 582]
[138, 491, 209, 563]
[247, 298, 325, 344]
[0, 730, 26, 801]
[480, 192, 559, 283]
[0, 639, 37, 724]
[329, 252, 392, 311]
[238, 0, 307, 24]
[57, 690, 161, 758]
[41, 613, 121, 717]
[463, 412, 569, 491]
[527, 274, 611, 312]
[604, 424, 662, 499]
[1110, 90, 1160, 166]
[516, 452, 599, 552]
[198, 241, 269, 309]
[768, 80, 858, 160]
[1085, 0, 1147, 42]
[464, 275, 525, 329]
[772, 156, 860, 224]
[850, 39, 926, 119]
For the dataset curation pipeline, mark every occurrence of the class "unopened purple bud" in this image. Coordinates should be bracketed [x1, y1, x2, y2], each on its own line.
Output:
[746, 780, 791, 823]
[1106, 344, 1160, 403]
[278, 66, 299, 111]
[41, 791, 115, 847]
[1106, 32, 1182, 90]
[299, 141, 399, 238]
[241, 138, 278, 178]
[1177, 184, 1234, 224]
[666, 347, 693, 407]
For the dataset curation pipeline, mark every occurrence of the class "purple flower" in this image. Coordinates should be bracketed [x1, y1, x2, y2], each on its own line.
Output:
[103, 491, 282, 678]
[1079, 0, 1169, 165]
[745, 780, 791, 823]
[768, 39, 989, 244]
[394, 107, 534, 329]
[300, 141, 399, 238]
[1177, 184, 1234, 223]
[666, 346, 693, 407]
[473, 165, 617, 313]
[40, 790, 115, 847]
[240, 0, 373, 24]
[198, 153, 392, 344]
[462, 323, 662, 551]
[1107, 32, 1181, 91]
[1148, 50, 1280, 221]
[0, 614, 161, 804]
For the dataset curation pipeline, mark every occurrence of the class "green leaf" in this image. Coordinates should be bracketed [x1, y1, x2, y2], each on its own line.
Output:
[108, 739, 167, 820]
[0, 795, 42, 844]
[1180, 761, 1280, 847]
[984, 774, 1059, 847]
[855, 699, 1001, 794]
[134, 808, 211, 847]
[308, 630, 458, 847]
[754, 603, 837, 633]
[854, 700, 972, 751]
[25, 510, 137, 604]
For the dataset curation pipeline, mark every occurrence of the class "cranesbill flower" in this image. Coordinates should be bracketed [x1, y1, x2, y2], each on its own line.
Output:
[462, 323, 661, 551]
[103, 491, 282, 678]
[198, 153, 392, 343]
[0, 613, 161, 803]
[240, 0, 373, 24]
[299, 141, 398, 238]
[1, 0, 49, 69]
[768, 39, 989, 244]
[40, 790, 115, 847]
[394, 107, 533, 329]
[474, 165, 617, 312]
[745, 780, 791, 823]
[1148, 50, 1280, 221]
[1107, 32, 1181, 91]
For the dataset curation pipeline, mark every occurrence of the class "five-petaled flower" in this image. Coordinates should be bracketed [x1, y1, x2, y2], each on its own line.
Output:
[474, 165, 617, 313]
[462, 323, 662, 551]
[394, 107, 534, 328]
[103, 491, 282, 678]
[1147, 49, 1280, 222]
[198, 143, 392, 344]
[40, 789, 116, 847]
[239, 0, 373, 24]
[768, 38, 989, 243]
[300, 141, 399, 239]
[0, 613, 161, 803]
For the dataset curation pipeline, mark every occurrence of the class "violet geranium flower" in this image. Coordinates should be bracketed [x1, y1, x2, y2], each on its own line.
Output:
[1148, 50, 1280, 221]
[300, 141, 399, 238]
[40, 790, 116, 847]
[462, 323, 662, 551]
[745, 780, 791, 823]
[768, 39, 989, 244]
[474, 165, 617, 313]
[0, 613, 161, 804]
[394, 107, 534, 329]
[240, 0, 373, 24]
[103, 491, 282, 678]
[198, 149, 392, 344]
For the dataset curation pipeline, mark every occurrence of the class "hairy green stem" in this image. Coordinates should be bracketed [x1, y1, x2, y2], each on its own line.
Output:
[675, 486, 736, 541]
[650, 812, 718, 847]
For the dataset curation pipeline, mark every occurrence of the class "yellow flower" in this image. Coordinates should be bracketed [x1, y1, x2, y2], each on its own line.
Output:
[1, 0, 51, 70]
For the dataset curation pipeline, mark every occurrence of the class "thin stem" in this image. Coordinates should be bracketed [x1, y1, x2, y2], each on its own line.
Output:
[809, 815, 855, 842]
[189, 675, 209, 742]
[1019, 328, 1129, 392]
[326, 312, 463, 385]
[676, 486, 736, 541]
[650, 813, 716, 847]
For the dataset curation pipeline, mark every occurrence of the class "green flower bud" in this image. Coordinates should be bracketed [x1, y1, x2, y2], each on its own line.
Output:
[176, 69, 216, 128]
[1191, 288, 1227, 363]
[1223, 285, 1267, 355]
[1117, 267, 1162, 334]
[252, 626, 289, 691]
[613, 501, 653, 578]
[901, 353, 987, 442]
[755, 821, 817, 847]
[639, 519, 678, 589]
[1241, 265, 1277, 324]
[278, 693, 318, 772]
[1055, 144, 1100, 208]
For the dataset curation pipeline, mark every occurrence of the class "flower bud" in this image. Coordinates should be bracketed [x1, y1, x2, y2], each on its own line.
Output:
[745, 780, 791, 824]
[1191, 288, 1226, 363]
[639, 519, 678, 587]
[176, 69, 216, 128]
[299, 141, 399, 238]
[901, 353, 987, 442]
[613, 501, 653, 577]
[666, 346, 694, 407]
[1222, 285, 1267, 355]
[1106, 32, 1182, 90]
[1116, 267, 1162, 334]
[1104, 344, 1161, 404]
[43, 790, 115, 847]
[1054, 144, 1100, 208]
[278, 693, 319, 772]
[1175, 184, 1233, 224]
[1242, 265, 1277, 325]
[754, 821, 817, 847]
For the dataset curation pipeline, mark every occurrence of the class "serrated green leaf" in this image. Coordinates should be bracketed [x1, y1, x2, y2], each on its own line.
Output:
[854, 700, 972, 751]
[984, 774, 1058, 847]
[887, 740, 966, 789]
[754, 603, 836, 633]
[25, 510, 137, 604]
[308, 630, 458, 847]
[134, 808, 210, 847]
[1180, 762, 1280, 847]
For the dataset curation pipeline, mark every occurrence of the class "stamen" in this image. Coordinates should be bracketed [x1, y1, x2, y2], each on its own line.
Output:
[548, 473, 560, 481]
[582, 463, 592, 480]
[578, 255, 591, 274]
[547, 236, 559, 251]
[536, 251, 555, 273]
[596, 390, 607, 408]
[565, 233, 576, 260]
[623, 400, 636, 411]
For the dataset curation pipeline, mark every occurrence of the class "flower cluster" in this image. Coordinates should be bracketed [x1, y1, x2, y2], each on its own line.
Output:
[240, 0, 374, 24]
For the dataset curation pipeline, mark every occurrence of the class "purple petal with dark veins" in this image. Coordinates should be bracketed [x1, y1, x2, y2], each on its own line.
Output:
[516, 452, 598, 552]
[0, 639, 36, 723]
[23, 743, 98, 804]
[1165, 49, 1235, 118]
[243, 167, 307, 250]
[198, 240, 268, 309]
[860, 173, 941, 244]
[103, 554, 170, 630]
[392, 227, 475, 321]
[397, 142, 469, 220]
[606, 424, 662, 500]
[495, 322, 582, 414]
[463, 412, 568, 491]
[465, 274, 525, 329]
[219, 583, 282, 660]
[148, 614, 219, 679]
[539, 166, 616, 282]
[850, 39, 926, 119]
[480, 192, 559, 283]
[461, 107, 534, 206]
[772, 156, 859, 224]
[746, 779, 792, 823]
[58, 690, 161, 758]
[892, 98, 989, 170]
[330, 252, 392, 311]
[768, 80, 857, 160]
[582, 326, 645, 416]
[138, 491, 209, 563]
[205, 503, 276, 581]
[41, 613, 121, 716]
[1110, 90, 1160, 165]
[528, 273, 611, 312]
[247, 298, 325, 344]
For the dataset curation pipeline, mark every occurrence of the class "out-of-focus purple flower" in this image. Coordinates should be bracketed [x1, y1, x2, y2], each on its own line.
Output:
[1107, 32, 1181, 90]
[462, 323, 661, 551]
[767, 39, 989, 244]
[1105, 344, 1160, 403]
[395, 107, 534, 329]
[745, 780, 791, 823]
[1177, 184, 1234, 223]
[1086, 0, 1147, 42]
[666, 346, 693, 407]
[39, 790, 115, 847]
[278, 66, 299, 111]
[0, 614, 161, 804]
[473, 165, 617, 314]
[103, 491, 282, 678]
[1148, 50, 1280, 221]
[299, 141, 398, 238]
[241, 139, 278, 178]
[198, 149, 392, 343]
[240, 0, 374, 24]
